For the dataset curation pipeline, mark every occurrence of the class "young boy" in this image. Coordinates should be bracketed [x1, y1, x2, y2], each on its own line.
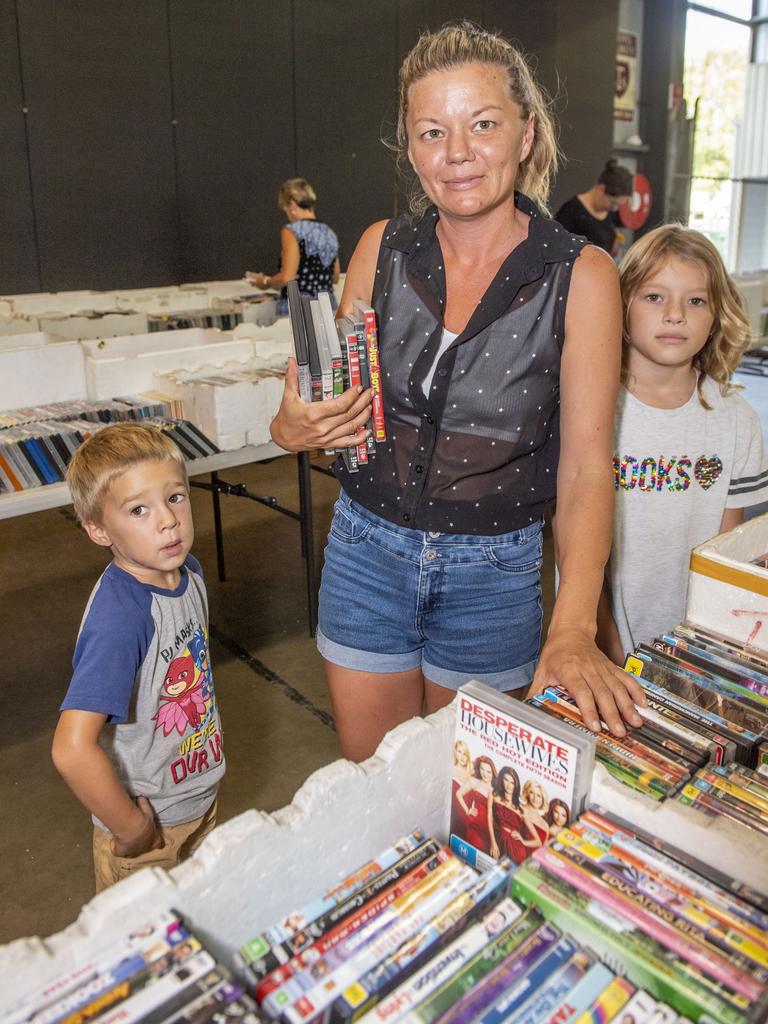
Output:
[52, 423, 225, 891]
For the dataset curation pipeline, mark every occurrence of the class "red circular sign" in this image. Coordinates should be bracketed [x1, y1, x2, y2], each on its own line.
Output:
[619, 173, 652, 229]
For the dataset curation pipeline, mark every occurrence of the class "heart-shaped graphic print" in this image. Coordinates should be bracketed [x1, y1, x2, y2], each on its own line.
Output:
[694, 456, 723, 489]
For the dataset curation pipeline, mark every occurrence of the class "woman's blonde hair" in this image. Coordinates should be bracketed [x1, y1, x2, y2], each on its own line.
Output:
[395, 21, 558, 216]
[278, 177, 317, 211]
[66, 422, 187, 525]
[453, 739, 471, 767]
[619, 225, 751, 406]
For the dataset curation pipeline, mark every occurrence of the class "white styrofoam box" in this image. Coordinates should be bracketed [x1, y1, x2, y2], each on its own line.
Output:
[39, 311, 149, 340]
[0, 331, 69, 350]
[0, 316, 39, 336]
[81, 329, 257, 401]
[686, 513, 768, 650]
[4, 291, 116, 316]
[241, 298, 278, 326]
[0, 341, 87, 408]
[154, 366, 285, 450]
[1, 702, 765, 1011]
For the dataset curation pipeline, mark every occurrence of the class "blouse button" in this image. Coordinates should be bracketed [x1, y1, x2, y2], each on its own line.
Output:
[425, 415, 434, 425]
[415, 465, 424, 474]
[402, 513, 411, 522]
[437, 368, 448, 377]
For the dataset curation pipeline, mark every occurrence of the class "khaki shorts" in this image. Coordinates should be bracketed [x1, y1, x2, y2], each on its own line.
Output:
[93, 798, 217, 893]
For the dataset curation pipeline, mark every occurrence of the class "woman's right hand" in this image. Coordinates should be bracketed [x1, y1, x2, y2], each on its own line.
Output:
[270, 357, 373, 452]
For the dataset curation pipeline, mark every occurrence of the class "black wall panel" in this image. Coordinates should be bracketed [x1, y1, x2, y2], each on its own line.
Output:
[293, 0, 398, 268]
[549, 0, 618, 214]
[168, 0, 294, 283]
[17, 0, 179, 291]
[0, 1, 627, 295]
[0, 0, 39, 293]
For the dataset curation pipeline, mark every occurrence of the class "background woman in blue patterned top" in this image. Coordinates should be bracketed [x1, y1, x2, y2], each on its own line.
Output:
[247, 177, 340, 314]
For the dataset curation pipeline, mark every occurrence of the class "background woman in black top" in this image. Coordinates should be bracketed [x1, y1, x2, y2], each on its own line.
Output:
[270, 24, 644, 762]
[555, 159, 633, 254]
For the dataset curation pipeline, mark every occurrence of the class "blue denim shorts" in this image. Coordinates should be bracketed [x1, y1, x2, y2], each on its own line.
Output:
[317, 491, 543, 691]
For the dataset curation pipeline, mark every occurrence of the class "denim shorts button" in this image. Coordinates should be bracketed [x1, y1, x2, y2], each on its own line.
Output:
[425, 550, 438, 561]
[428, 531, 442, 538]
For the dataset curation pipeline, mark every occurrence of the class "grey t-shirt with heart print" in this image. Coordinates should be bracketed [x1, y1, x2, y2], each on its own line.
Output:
[608, 375, 768, 657]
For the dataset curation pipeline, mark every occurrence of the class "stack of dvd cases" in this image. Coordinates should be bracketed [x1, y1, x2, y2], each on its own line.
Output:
[512, 806, 768, 1024]
[624, 625, 768, 772]
[0, 396, 220, 493]
[5, 911, 262, 1024]
[530, 686, 709, 801]
[237, 826, 694, 1024]
[285, 282, 385, 472]
[676, 761, 768, 835]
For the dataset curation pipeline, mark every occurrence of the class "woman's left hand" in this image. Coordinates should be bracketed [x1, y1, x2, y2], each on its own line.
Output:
[528, 626, 645, 736]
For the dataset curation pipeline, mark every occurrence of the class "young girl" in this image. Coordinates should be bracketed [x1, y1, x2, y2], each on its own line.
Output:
[598, 225, 768, 664]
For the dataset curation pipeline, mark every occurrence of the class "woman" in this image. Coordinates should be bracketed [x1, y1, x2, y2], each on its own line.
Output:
[518, 779, 550, 853]
[450, 740, 473, 839]
[554, 159, 633, 254]
[246, 178, 340, 313]
[489, 766, 526, 864]
[455, 755, 496, 853]
[270, 22, 644, 762]
[544, 797, 570, 837]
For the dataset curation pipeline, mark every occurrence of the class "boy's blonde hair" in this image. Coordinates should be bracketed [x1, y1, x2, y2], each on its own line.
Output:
[66, 423, 187, 525]
[395, 21, 558, 216]
[619, 225, 751, 405]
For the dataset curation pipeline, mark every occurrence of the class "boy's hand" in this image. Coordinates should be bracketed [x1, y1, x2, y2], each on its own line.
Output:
[110, 796, 162, 858]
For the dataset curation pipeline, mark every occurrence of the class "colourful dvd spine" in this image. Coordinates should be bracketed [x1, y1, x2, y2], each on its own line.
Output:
[476, 940, 588, 1024]
[255, 846, 448, 1004]
[510, 860, 748, 1024]
[578, 809, 768, 930]
[563, 824, 768, 960]
[536, 962, 617, 1024]
[552, 830, 768, 976]
[243, 834, 435, 980]
[258, 853, 457, 1008]
[571, 976, 635, 1024]
[279, 862, 478, 1024]
[355, 306, 386, 442]
[343, 331, 368, 465]
[353, 899, 524, 1024]
[92, 949, 217, 1024]
[332, 862, 512, 1022]
[428, 923, 565, 1024]
[533, 846, 761, 1003]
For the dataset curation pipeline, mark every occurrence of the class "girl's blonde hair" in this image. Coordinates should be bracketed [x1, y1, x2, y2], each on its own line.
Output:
[395, 21, 558, 216]
[278, 177, 317, 212]
[619, 225, 750, 406]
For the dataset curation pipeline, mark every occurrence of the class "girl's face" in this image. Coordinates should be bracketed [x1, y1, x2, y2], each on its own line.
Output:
[455, 743, 469, 767]
[406, 62, 533, 220]
[502, 773, 516, 797]
[479, 761, 493, 784]
[626, 257, 715, 374]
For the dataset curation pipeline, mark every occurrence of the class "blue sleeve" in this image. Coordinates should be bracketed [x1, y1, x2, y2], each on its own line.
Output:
[186, 554, 204, 579]
[61, 575, 155, 723]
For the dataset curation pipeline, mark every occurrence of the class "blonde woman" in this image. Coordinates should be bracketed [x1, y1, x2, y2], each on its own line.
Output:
[246, 177, 340, 313]
[518, 779, 550, 852]
[450, 739, 473, 838]
[270, 21, 644, 761]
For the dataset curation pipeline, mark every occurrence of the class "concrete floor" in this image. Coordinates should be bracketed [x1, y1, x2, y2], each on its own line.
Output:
[0, 453, 555, 946]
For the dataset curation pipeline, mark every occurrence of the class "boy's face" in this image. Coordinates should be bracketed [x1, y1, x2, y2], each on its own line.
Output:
[84, 458, 193, 588]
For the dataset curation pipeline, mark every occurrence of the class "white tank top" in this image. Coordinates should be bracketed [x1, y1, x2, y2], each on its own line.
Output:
[422, 328, 458, 397]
